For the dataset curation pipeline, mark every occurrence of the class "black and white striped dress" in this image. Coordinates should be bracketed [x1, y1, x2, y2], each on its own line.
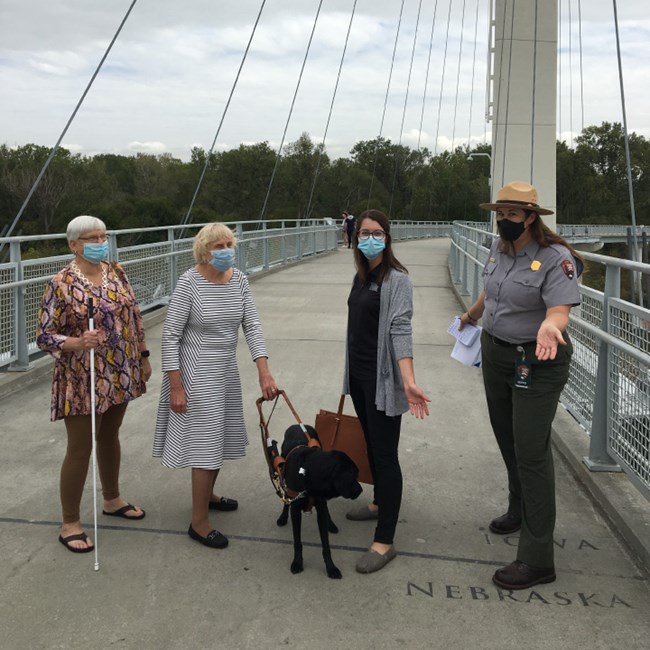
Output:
[153, 267, 268, 469]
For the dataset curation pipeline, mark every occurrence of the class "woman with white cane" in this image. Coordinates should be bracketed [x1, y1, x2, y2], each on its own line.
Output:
[87, 296, 100, 569]
[38, 215, 151, 555]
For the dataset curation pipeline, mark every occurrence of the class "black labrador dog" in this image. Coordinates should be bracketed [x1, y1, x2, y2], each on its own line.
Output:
[276, 424, 362, 579]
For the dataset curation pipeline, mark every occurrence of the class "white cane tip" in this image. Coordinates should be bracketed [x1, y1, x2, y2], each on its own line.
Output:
[94, 564, 99, 571]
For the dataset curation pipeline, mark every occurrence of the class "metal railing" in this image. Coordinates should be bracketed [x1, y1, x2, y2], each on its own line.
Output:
[450, 221, 650, 500]
[0, 219, 453, 372]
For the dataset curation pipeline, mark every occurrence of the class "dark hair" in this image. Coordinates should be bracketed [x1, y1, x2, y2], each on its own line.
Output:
[352, 209, 408, 284]
[499, 210, 584, 264]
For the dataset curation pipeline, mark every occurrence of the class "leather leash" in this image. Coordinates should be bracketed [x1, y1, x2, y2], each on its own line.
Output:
[256, 389, 320, 505]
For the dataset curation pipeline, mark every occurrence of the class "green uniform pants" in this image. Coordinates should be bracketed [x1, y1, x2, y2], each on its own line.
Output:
[480, 330, 572, 568]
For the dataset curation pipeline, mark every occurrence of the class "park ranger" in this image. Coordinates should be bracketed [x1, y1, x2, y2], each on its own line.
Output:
[459, 181, 582, 590]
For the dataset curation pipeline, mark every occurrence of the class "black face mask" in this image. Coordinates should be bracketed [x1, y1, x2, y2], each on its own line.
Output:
[497, 218, 526, 242]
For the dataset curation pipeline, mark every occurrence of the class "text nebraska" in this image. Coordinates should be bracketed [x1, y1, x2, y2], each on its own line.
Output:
[406, 583, 633, 608]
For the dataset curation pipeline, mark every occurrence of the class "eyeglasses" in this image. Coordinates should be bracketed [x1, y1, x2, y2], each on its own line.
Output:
[78, 235, 108, 243]
[358, 230, 386, 241]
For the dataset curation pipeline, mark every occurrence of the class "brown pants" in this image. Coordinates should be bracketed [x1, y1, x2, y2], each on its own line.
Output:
[61, 403, 128, 523]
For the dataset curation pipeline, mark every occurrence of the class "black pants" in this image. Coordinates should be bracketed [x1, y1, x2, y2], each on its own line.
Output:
[481, 330, 572, 568]
[349, 373, 402, 545]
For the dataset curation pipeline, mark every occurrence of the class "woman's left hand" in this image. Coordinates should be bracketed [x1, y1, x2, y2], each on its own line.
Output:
[141, 357, 153, 382]
[535, 322, 566, 361]
[405, 383, 431, 419]
[535, 306, 571, 361]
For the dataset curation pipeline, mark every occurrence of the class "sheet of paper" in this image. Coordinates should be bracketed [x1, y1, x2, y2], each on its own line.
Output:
[447, 316, 480, 346]
[450, 334, 482, 368]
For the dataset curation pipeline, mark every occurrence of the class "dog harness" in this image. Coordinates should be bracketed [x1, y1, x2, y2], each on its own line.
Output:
[256, 390, 321, 505]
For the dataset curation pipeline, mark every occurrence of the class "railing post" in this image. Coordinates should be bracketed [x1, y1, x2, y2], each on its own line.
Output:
[583, 264, 622, 472]
[263, 222, 270, 271]
[9, 241, 30, 371]
[297, 221, 303, 260]
[108, 231, 118, 262]
[168, 227, 178, 293]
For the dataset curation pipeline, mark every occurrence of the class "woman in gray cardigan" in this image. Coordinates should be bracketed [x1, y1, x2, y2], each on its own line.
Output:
[343, 209, 430, 574]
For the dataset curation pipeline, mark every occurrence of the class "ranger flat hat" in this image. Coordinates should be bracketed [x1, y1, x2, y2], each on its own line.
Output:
[479, 181, 554, 215]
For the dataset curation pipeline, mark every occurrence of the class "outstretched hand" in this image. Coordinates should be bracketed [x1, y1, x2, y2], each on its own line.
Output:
[405, 383, 431, 419]
[535, 321, 566, 361]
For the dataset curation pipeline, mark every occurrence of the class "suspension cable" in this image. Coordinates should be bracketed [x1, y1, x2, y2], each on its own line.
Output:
[182, 0, 268, 227]
[433, 0, 454, 157]
[366, 0, 405, 209]
[409, 0, 439, 221]
[388, 0, 424, 217]
[558, 0, 563, 141]
[258, 0, 324, 222]
[416, 1, 439, 154]
[462, 0, 483, 219]
[3, 0, 138, 243]
[568, 0, 573, 148]
[577, 0, 585, 132]
[466, 0, 481, 151]
[450, 0, 468, 153]
[304, 0, 358, 221]
[612, 0, 640, 270]
[445, 0, 468, 219]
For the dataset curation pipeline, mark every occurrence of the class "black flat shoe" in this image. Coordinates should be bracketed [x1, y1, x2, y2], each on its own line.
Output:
[209, 497, 238, 511]
[489, 512, 522, 535]
[188, 525, 228, 549]
[492, 561, 556, 590]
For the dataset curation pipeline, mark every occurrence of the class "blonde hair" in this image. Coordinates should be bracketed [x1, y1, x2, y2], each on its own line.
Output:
[193, 222, 237, 263]
[66, 215, 106, 241]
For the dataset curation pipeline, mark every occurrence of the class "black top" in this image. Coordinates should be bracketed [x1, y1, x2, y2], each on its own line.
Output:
[347, 266, 381, 381]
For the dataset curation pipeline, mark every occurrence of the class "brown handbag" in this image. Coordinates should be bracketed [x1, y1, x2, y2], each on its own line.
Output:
[315, 395, 374, 485]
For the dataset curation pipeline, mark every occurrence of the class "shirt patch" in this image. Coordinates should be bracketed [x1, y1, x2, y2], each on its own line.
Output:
[369, 282, 379, 292]
[530, 260, 542, 271]
[561, 259, 575, 280]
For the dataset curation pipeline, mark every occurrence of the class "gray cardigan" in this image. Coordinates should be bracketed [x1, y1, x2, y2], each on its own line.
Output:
[342, 269, 414, 417]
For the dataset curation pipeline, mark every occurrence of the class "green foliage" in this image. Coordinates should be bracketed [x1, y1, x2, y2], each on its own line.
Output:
[1, 122, 649, 247]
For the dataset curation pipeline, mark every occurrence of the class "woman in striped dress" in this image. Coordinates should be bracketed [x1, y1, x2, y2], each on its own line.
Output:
[153, 223, 277, 549]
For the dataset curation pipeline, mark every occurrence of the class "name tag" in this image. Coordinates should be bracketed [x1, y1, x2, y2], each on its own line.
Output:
[514, 346, 532, 389]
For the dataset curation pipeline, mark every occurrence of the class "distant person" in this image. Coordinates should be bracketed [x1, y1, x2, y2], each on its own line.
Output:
[345, 212, 356, 248]
[459, 182, 582, 589]
[153, 222, 277, 549]
[343, 209, 431, 573]
[37, 215, 151, 554]
[341, 212, 350, 247]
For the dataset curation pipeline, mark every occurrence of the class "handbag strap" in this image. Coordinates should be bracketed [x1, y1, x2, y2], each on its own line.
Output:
[337, 394, 347, 417]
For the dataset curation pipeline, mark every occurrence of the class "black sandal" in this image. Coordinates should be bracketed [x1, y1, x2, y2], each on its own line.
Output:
[59, 532, 94, 554]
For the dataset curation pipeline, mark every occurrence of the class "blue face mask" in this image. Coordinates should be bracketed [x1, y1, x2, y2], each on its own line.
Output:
[82, 242, 109, 264]
[210, 248, 235, 272]
[357, 237, 386, 260]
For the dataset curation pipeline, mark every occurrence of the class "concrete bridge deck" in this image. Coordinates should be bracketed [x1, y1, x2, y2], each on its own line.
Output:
[1, 239, 649, 650]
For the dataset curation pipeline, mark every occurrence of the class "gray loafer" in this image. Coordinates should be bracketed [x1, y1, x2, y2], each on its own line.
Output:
[356, 547, 397, 574]
[346, 505, 379, 521]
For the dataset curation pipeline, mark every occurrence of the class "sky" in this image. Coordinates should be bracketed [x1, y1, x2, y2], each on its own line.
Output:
[1, 0, 649, 161]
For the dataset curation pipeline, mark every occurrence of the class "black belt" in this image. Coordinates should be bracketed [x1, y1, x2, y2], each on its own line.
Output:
[487, 334, 536, 347]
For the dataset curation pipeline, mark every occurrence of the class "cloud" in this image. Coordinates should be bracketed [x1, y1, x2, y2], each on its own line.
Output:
[127, 141, 168, 154]
[1, 0, 649, 162]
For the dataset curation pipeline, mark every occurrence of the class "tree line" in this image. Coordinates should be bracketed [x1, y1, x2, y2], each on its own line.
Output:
[1, 121, 648, 249]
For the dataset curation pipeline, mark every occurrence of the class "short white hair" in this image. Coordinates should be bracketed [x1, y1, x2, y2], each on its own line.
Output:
[66, 215, 106, 242]
[193, 222, 237, 263]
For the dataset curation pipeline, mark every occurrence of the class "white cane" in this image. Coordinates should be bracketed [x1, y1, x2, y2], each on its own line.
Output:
[87, 296, 100, 571]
